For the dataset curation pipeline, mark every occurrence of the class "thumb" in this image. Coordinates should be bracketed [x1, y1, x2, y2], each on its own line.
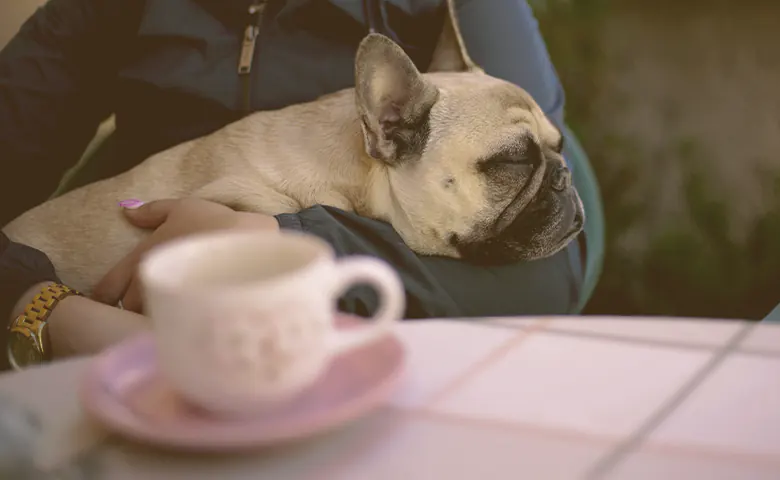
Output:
[119, 199, 177, 229]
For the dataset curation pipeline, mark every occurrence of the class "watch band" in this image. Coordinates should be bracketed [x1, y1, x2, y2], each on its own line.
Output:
[8, 283, 82, 364]
[0, 233, 63, 324]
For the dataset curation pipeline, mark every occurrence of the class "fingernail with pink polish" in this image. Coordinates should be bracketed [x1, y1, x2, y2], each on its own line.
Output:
[118, 199, 145, 209]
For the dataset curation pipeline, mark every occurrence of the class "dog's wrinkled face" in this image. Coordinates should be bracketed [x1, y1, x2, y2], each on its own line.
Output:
[355, 34, 584, 265]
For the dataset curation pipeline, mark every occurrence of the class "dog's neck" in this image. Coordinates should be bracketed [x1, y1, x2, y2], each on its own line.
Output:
[240, 88, 410, 231]
[334, 110, 417, 232]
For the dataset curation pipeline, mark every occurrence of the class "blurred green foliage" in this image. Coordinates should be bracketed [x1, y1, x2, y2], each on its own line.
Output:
[533, 0, 780, 319]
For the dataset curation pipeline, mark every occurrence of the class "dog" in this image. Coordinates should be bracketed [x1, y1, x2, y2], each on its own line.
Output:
[2, 33, 584, 296]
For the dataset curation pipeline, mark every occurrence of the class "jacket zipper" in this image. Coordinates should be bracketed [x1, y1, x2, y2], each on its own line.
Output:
[238, 1, 266, 113]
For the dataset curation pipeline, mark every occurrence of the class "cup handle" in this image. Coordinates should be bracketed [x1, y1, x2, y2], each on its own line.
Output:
[329, 256, 405, 355]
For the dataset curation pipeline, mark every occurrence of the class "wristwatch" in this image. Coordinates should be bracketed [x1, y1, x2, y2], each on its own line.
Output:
[6, 283, 82, 370]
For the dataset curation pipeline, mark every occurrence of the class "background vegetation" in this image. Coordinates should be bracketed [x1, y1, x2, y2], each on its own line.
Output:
[533, 0, 780, 319]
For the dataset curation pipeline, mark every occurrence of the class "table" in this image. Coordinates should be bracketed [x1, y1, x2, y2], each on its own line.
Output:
[1, 316, 778, 480]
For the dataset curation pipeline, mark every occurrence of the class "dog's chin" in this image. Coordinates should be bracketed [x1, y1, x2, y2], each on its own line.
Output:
[452, 189, 585, 266]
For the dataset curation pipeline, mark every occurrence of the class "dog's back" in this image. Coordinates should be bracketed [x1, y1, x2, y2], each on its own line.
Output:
[2, 140, 201, 293]
[1, 86, 364, 294]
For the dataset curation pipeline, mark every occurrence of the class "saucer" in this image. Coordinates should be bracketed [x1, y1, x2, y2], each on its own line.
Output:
[80, 314, 405, 451]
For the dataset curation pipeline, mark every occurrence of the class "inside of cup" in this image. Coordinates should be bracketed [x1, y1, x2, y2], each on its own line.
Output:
[142, 231, 327, 288]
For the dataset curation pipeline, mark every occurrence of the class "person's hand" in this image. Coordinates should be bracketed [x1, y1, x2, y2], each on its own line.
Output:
[91, 198, 279, 312]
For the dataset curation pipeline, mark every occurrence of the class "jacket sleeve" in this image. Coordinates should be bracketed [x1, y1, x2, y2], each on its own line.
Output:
[276, 205, 579, 319]
[274, 0, 579, 319]
[0, 0, 134, 322]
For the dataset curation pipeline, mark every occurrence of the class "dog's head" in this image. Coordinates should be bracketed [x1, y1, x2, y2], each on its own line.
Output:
[355, 34, 584, 265]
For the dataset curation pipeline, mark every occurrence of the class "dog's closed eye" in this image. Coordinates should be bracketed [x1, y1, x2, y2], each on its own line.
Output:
[480, 135, 543, 171]
[478, 151, 538, 175]
[486, 154, 533, 166]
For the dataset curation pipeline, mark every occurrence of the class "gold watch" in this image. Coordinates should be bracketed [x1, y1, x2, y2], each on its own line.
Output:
[7, 283, 82, 370]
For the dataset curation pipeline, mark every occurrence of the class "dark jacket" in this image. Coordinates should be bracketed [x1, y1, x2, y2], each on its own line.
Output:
[0, 0, 582, 323]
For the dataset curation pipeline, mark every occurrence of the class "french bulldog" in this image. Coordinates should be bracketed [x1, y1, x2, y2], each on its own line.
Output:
[2, 29, 584, 295]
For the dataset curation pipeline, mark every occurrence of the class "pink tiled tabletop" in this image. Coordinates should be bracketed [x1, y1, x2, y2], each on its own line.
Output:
[0, 316, 778, 479]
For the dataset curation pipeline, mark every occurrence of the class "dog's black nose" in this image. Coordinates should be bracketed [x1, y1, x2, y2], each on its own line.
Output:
[550, 164, 571, 192]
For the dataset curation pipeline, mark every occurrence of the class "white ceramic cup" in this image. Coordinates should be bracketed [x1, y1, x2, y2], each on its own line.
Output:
[138, 230, 405, 417]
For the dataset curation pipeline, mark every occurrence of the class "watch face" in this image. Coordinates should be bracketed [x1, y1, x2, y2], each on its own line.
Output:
[7, 332, 43, 369]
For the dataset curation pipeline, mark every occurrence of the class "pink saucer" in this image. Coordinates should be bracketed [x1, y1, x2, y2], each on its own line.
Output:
[80, 314, 405, 451]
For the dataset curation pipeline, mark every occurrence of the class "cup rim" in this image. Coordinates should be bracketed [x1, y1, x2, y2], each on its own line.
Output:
[139, 229, 334, 295]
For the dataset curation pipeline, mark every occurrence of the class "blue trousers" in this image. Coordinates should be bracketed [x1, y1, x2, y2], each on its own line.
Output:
[763, 303, 780, 323]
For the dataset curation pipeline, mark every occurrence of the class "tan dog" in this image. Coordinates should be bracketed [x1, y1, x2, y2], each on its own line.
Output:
[2, 33, 584, 295]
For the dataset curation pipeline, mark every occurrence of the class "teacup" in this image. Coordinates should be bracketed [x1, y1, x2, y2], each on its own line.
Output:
[138, 230, 405, 417]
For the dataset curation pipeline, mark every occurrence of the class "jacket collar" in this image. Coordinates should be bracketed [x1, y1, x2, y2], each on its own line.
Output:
[195, 0, 444, 27]
[138, 0, 446, 37]
[311, 0, 444, 23]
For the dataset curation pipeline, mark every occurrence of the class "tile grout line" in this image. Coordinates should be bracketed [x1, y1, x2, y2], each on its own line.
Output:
[640, 439, 780, 468]
[403, 406, 619, 444]
[479, 320, 780, 357]
[392, 406, 780, 468]
[584, 321, 759, 480]
[420, 319, 552, 409]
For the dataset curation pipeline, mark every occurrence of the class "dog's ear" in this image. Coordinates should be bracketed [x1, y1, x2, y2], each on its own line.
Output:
[355, 33, 440, 165]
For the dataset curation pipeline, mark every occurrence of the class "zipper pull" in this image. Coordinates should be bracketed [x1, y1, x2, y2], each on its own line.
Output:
[238, 24, 259, 75]
[238, 2, 265, 75]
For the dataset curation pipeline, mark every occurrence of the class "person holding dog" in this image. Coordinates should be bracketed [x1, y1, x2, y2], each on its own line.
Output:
[0, 0, 598, 370]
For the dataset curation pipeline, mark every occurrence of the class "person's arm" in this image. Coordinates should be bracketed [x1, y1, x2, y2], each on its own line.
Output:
[277, 205, 579, 319]
[11, 282, 146, 360]
[5, 200, 278, 368]
[275, 1, 580, 319]
[0, 0, 135, 327]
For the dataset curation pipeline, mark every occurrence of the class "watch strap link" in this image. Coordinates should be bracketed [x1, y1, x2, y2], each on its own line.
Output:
[9, 283, 82, 361]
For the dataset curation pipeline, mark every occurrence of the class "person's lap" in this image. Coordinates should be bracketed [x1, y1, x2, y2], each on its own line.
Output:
[60, 0, 602, 315]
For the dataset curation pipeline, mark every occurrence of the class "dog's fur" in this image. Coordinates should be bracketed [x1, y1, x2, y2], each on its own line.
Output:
[2, 33, 584, 295]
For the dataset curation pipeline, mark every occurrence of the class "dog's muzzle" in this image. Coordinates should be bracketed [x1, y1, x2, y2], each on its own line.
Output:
[453, 162, 585, 265]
